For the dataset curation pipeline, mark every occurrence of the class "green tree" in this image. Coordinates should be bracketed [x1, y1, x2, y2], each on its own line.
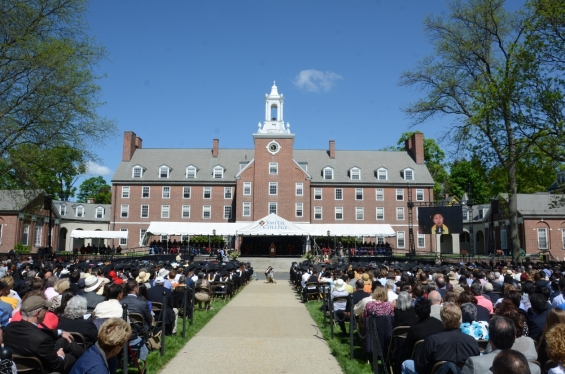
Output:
[77, 176, 111, 204]
[399, 0, 565, 262]
[0, 0, 116, 194]
[446, 158, 490, 204]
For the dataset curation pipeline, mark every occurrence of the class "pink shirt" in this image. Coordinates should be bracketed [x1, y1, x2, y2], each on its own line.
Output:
[475, 295, 493, 313]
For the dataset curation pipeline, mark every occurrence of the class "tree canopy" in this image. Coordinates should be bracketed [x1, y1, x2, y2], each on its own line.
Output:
[77, 176, 111, 204]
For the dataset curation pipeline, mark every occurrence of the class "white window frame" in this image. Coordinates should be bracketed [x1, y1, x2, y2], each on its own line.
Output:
[0, 224, 2, 245]
[120, 228, 128, 245]
[141, 205, 149, 218]
[203, 205, 211, 219]
[121, 204, 128, 218]
[538, 228, 548, 249]
[224, 206, 232, 219]
[376, 207, 384, 220]
[182, 205, 190, 218]
[186, 166, 197, 178]
[296, 203, 303, 217]
[142, 186, 150, 198]
[59, 204, 67, 216]
[224, 187, 232, 199]
[268, 202, 277, 215]
[213, 166, 224, 179]
[314, 188, 322, 200]
[501, 229, 508, 250]
[396, 188, 404, 201]
[350, 168, 361, 180]
[377, 168, 387, 180]
[323, 167, 334, 180]
[95, 207, 104, 219]
[335, 207, 343, 220]
[159, 166, 170, 178]
[397, 231, 405, 248]
[162, 186, 170, 198]
[132, 166, 143, 178]
[243, 182, 251, 195]
[376, 188, 384, 201]
[183, 186, 191, 199]
[296, 183, 303, 196]
[243, 202, 251, 217]
[314, 206, 322, 220]
[203, 187, 211, 199]
[76, 206, 84, 218]
[562, 228, 565, 249]
[355, 188, 363, 200]
[403, 168, 414, 181]
[140, 229, 147, 245]
[122, 186, 130, 198]
[396, 207, 405, 220]
[416, 189, 424, 201]
[34, 226, 42, 246]
[269, 182, 278, 195]
[161, 205, 170, 219]
[356, 207, 364, 220]
[335, 188, 343, 200]
[22, 225, 29, 246]
[417, 233, 425, 248]
[269, 162, 278, 175]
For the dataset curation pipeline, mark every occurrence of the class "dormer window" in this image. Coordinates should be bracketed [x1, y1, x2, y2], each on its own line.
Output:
[186, 165, 197, 178]
[132, 165, 143, 178]
[377, 168, 388, 180]
[76, 206, 84, 218]
[403, 168, 414, 181]
[159, 165, 170, 178]
[95, 207, 104, 219]
[213, 166, 224, 179]
[323, 167, 334, 180]
[59, 205, 67, 216]
[350, 167, 361, 180]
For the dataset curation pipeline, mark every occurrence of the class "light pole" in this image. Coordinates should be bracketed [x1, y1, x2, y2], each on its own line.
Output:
[327, 230, 330, 253]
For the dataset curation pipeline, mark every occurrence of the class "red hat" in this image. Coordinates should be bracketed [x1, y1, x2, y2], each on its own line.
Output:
[520, 273, 529, 282]
[109, 270, 117, 278]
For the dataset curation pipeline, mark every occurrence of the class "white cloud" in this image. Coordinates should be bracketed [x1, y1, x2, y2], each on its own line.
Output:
[293, 69, 343, 92]
[86, 161, 112, 176]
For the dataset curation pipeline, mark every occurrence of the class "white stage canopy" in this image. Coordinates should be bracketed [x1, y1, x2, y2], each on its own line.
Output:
[70, 230, 128, 239]
[296, 224, 396, 237]
[144, 222, 248, 236]
[236, 213, 307, 236]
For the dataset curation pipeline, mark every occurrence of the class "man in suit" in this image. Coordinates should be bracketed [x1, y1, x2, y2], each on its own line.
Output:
[4, 296, 83, 374]
[147, 276, 178, 334]
[527, 293, 549, 342]
[461, 316, 540, 374]
[404, 298, 445, 359]
[492, 349, 537, 374]
[120, 279, 153, 328]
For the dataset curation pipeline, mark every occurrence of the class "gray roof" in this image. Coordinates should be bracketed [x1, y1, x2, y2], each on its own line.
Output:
[515, 193, 565, 216]
[54, 200, 111, 222]
[0, 190, 42, 211]
[112, 147, 433, 186]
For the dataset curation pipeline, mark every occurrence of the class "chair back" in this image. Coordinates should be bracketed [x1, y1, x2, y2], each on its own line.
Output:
[331, 296, 349, 311]
[129, 312, 146, 326]
[411, 339, 425, 359]
[430, 361, 448, 374]
[152, 302, 163, 315]
[69, 332, 86, 348]
[12, 355, 46, 374]
[543, 359, 558, 374]
[477, 339, 489, 353]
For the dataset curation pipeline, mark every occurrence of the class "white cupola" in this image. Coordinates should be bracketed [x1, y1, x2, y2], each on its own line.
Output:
[256, 82, 291, 134]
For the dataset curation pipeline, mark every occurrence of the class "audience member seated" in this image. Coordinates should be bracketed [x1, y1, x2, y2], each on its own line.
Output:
[492, 349, 535, 374]
[331, 279, 350, 335]
[83, 275, 105, 312]
[527, 292, 549, 342]
[545, 323, 565, 374]
[394, 291, 419, 327]
[364, 285, 394, 320]
[428, 291, 442, 321]
[147, 276, 178, 334]
[402, 298, 445, 366]
[120, 279, 153, 328]
[458, 291, 490, 322]
[460, 303, 489, 340]
[12, 289, 60, 329]
[57, 296, 98, 348]
[49, 278, 70, 311]
[537, 308, 565, 368]
[94, 284, 125, 320]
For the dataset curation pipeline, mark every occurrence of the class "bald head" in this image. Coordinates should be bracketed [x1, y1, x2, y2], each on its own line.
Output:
[428, 291, 442, 305]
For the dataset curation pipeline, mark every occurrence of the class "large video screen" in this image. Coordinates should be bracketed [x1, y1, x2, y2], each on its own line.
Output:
[418, 206, 463, 235]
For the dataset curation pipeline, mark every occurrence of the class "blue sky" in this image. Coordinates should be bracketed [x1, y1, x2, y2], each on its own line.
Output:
[82, 1, 487, 185]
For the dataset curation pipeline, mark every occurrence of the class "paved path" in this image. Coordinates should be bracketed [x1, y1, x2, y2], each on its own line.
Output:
[161, 262, 342, 374]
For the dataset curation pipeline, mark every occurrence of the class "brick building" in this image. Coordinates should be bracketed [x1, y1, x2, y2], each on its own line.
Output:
[110, 83, 435, 255]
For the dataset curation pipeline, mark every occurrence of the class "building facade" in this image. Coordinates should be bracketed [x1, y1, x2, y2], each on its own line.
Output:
[110, 84, 435, 253]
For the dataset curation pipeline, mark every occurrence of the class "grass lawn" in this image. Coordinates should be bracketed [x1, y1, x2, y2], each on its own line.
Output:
[303, 299, 384, 374]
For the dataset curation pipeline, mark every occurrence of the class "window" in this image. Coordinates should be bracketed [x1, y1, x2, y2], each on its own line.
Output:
[243, 182, 251, 195]
[376, 188, 384, 201]
[162, 186, 170, 198]
[182, 205, 190, 218]
[396, 207, 405, 220]
[376, 207, 384, 220]
[224, 187, 232, 199]
[132, 166, 143, 178]
[161, 235, 168, 242]
[269, 202, 277, 215]
[478, 209, 485, 219]
[296, 203, 303, 217]
[186, 166, 197, 178]
[269, 162, 278, 175]
[59, 205, 67, 216]
[203, 205, 211, 219]
[350, 168, 361, 180]
[417, 234, 425, 248]
[335, 188, 343, 200]
[141, 205, 149, 218]
[355, 188, 363, 200]
[462, 209, 468, 221]
[501, 229, 507, 249]
[335, 207, 343, 220]
[404, 169, 414, 181]
[356, 207, 364, 220]
[296, 183, 303, 196]
[224, 206, 232, 219]
[416, 189, 424, 201]
[122, 186, 130, 198]
[324, 167, 334, 180]
[22, 225, 29, 245]
[243, 202, 251, 217]
[76, 206, 84, 218]
[159, 166, 170, 178]
[96, 207, 104, 219]
[562, 228, 565, 249]
[269, 182, 278, 195]
[314, 188, 322, 200]
[161, 205, 170, 218]
[203, 187, 211, 199]
[396, 188, 404, 200]
[121, 205, 128, 218]
[181, 186, 190, 199]
[377, 236, 385, 245]
[397, 231, 405, 248]
[377, 168, 387, 180]
[538, 228, 548, 249]
[314, 206, 322, 220]
[213, 166, 223, 179]
[142, 186, 150, 198]
[140, 229, 147, 245]
[120, 228, 128, 245]
[181, 234, 189, 242]
[35, 226, 42, 246]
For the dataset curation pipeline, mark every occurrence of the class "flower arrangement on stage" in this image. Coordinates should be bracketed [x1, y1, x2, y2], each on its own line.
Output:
[302, 251, 316, 261]
[229, 250, 241, 260]
[461, 250, 468, 256]
[495, 249, 504, 257]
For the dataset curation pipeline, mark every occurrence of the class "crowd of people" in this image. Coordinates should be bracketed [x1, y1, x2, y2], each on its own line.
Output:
[291, 259, 565, 374]
[0, 254, 254, 374]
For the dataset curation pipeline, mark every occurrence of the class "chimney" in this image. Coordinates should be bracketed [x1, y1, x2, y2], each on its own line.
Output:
[406, 132, 425, 164]
[122, 131, 137, 162]
[87, 198, 94, 204]
[329, 140, 335, 159]
[212, 139, 219, 157]
[135, 136, 142, 149]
